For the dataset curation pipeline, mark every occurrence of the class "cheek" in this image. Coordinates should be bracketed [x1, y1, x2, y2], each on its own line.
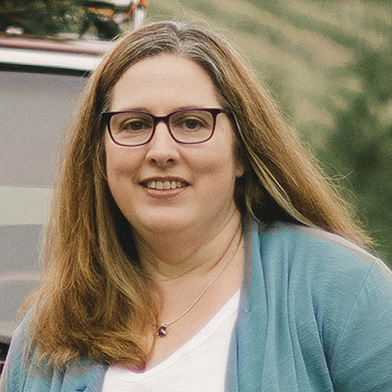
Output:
[105, 147, 121, 187]
[193, 145, 240, 191]
[208, 133, 243, 179]
[104, 143, 139, 199]
[105, 136, 139, 175]
[104, 151, 139, 221]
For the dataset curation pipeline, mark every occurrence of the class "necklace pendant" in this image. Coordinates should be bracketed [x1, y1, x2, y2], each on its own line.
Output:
[157, 324, 168, 337]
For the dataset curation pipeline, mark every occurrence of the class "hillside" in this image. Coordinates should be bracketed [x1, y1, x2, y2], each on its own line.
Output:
[148, 1, 389, 136]
[147, 0, 392, 262]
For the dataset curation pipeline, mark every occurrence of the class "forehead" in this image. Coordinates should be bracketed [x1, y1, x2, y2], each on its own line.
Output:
[109, 54, 221, 112]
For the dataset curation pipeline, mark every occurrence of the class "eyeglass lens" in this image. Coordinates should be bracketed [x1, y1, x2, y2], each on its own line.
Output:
[109, 110, 216, 145]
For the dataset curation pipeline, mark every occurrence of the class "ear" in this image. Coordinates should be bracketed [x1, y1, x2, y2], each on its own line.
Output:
[235, 159, 245, 178]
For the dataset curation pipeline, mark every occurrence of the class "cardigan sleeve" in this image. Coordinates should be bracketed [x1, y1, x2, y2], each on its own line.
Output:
[0, 319, 40, 391]
[328, 258, 392, 391]
[0, 314, 58, 391]
[0, 316, 107, 392]
[0, 336, 19, 391]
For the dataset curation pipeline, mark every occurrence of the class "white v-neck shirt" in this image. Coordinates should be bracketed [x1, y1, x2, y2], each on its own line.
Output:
[102, 290, 240, 391]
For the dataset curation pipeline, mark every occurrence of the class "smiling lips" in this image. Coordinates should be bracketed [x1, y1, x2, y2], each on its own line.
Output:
[145, 180, 188, 190]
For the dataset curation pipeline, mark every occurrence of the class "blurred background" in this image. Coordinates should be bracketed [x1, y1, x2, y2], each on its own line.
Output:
[1, 0, 391, 264]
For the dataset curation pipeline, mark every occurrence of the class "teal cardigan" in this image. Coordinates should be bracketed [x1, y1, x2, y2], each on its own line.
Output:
[2, 219, 392, 391]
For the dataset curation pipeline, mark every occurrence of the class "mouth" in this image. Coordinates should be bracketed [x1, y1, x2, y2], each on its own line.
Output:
[142, 178, 189, 190]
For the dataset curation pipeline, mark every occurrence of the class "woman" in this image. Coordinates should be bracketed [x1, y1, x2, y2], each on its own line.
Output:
[1, 20, 392, 391]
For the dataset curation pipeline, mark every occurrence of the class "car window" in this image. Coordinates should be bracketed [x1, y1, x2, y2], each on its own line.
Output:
[0, 70, 88, 187]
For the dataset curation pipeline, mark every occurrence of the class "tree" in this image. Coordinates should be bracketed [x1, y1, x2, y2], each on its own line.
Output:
[320, 37, 392, 262]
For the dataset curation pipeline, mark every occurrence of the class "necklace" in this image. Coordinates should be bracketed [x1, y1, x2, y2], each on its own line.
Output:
[155, 225, 242, 337]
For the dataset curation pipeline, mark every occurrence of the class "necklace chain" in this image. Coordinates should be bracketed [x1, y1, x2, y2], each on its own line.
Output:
[156, 225, 242, 337]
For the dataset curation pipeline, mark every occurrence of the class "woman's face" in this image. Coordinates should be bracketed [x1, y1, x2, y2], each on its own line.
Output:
[104, 54, 243, 237]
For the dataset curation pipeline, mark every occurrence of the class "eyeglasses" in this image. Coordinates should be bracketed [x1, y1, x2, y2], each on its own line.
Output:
[101, 108, 228, 147]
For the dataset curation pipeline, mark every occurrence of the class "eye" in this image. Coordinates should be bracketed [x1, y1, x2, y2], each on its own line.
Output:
[182, 118, 204, 131]
[117, 114, 152, 133]
[122, 120, 148, 131]
[172, 112, 210, 132]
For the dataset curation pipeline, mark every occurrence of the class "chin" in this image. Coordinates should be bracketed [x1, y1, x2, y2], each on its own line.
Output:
[131, 211, 195, 235]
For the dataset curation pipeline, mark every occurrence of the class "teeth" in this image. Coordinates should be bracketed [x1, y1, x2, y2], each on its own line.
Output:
[146, 180, 186, 189]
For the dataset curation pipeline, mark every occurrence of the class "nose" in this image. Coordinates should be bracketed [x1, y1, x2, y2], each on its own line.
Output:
[145, 121, 180, 166]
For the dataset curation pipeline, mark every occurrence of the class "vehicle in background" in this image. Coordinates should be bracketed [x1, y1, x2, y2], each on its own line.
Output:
[0, 1, 144, 40]
[0, 32, 111, 373]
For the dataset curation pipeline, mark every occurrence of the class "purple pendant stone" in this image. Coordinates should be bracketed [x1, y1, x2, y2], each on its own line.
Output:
[157, 324, 167, 336]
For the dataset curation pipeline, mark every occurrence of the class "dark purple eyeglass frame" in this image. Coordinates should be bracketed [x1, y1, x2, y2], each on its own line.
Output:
[101, 108, 229, 147]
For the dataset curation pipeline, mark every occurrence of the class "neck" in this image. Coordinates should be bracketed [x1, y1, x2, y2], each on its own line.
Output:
[133, 210, 243, 282]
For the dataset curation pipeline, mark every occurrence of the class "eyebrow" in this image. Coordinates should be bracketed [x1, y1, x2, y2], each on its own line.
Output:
[109, 105, 218, 114]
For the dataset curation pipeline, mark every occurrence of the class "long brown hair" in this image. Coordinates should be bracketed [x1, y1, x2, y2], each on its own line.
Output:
[26, 20, 370, 368]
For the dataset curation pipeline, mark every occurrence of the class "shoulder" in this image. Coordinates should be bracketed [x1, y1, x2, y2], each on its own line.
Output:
[244, 217, 392, 316]
[240, 218, 392, 389]
[255, 219, 373, 260]
[248, 218, 390, 282]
